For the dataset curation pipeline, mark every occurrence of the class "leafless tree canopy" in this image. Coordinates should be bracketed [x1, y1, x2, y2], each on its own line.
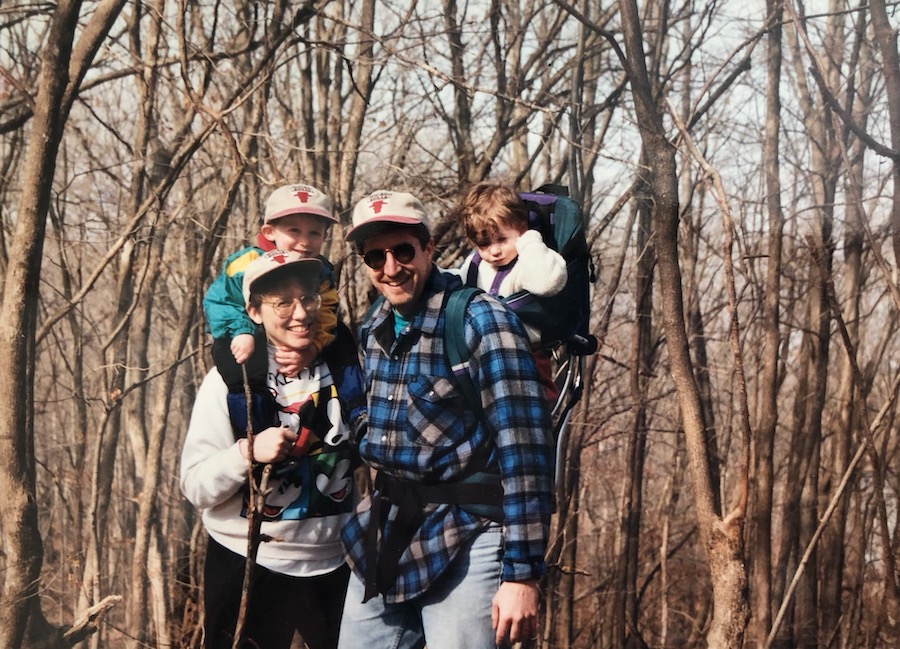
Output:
[1, 1, 899, 647]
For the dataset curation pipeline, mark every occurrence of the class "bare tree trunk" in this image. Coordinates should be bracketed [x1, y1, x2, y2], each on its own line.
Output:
[782, 5, 843, 643]
[748, 4, 784, 647]
[80, 186, 149, 633]
[808, 73, 841, 649]
[124, 233, 166, 648]
[334, 0, 376, 211]
[0, 0, 121, 644]
[148, 528, 172, 648]
[854, 1, 900, 638]
[615, 2, 749, 646]
[614, 185, 653, 649]
[869, 0, 900, 267]
[677, 180, 727, 634]
[796, 278, 829, 649]
[817, 9, 875, 648]
[681, 179, 720, 514]
[0, 0, 77, 644]
[79, 148, 142, 649]
[46, 205, 91, 615]
[771, 293, 815, 649]
[658, 442, 686, 649]
[118, 3, 165, 643]
[545, 445, 580, 649]
[669, 103, 758, 649]
[129, 298, 196, 648]
[511, 103, 533, 189]
[443, 0, 477, 183]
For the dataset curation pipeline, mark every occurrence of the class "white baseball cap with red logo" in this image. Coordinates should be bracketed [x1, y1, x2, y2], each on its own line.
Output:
[345, 190, 430, 242]
[242, 249, 323, 306]
[264, 183, 336, 224]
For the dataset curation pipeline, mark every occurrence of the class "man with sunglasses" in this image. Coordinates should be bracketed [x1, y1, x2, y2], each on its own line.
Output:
[338, 191, 554, 649]
[181, 250, 356, 649]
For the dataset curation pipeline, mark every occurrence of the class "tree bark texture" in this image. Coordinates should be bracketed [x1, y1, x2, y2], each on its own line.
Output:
[0, 1, 85, 646]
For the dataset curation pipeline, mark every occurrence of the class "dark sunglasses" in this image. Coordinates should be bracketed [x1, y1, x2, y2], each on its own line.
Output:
[361, 242, 417, 269]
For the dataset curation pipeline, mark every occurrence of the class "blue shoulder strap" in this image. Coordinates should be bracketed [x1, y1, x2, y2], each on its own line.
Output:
[445, 286, 484, 418]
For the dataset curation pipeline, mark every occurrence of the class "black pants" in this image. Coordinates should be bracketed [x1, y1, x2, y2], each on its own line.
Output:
[203, 537, 349, 649]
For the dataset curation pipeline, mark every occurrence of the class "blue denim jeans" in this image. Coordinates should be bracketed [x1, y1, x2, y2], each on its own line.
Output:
[338, 524, 503, 649]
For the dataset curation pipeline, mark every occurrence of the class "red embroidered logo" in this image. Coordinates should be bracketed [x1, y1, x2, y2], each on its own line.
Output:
[294, 190, 311, 203]
[272, 252, 288, 264]
[370, 200, 386, 214]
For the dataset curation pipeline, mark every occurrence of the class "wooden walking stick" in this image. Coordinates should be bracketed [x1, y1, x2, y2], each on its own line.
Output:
[231, 364, 274, 649]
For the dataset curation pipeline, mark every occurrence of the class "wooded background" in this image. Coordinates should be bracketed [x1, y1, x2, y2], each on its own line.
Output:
[1, 0, 899, 647]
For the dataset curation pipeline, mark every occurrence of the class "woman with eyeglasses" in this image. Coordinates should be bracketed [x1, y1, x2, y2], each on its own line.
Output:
[181, 250, 357, 649]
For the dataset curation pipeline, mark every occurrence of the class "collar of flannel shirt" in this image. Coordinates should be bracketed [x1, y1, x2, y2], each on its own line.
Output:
[365, 266, 462, 340]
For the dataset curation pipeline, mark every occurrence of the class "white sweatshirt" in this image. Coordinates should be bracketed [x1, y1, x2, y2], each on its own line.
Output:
[180, 353, 352, 577]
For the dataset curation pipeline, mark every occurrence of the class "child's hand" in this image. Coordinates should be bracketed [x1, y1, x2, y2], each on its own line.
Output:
[274, 345, 318, 377]
[231, 334, 256, 364]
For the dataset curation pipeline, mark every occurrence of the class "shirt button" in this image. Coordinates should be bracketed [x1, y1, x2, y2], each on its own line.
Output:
[387, 395, 394, 401]
[381, 435, 388, 442]
[429, 390, 435, 397]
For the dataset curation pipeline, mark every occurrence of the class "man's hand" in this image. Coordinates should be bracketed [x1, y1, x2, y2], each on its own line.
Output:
[491, 580, 540, 647]
[231, 333, 256, 364]
[274, 344, 318, 377]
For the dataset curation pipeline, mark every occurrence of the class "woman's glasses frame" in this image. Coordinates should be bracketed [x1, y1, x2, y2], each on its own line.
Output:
[261, 294, 322, 318]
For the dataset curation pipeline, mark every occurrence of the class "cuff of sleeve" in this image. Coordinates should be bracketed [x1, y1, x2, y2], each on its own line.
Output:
[225, 441, 250, 478]
[230, 326, 257, 337]
[501, 556, 546, 583]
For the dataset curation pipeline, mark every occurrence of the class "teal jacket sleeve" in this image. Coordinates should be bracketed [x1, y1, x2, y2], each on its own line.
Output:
[203, 246, 263, 339]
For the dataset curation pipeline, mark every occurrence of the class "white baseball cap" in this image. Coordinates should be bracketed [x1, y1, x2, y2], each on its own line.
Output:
[242, 250, 323, 306]
[264, 184, 336, 224]
[345, 190, 430, 242]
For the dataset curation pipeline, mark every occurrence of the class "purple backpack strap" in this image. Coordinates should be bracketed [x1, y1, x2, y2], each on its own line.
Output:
[468, 252, 517, 297]
[488, 262, 515, 296]
[465, 252, 481, 287]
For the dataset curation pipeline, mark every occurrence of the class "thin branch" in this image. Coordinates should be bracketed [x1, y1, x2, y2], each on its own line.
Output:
[62, 595, 122, 645]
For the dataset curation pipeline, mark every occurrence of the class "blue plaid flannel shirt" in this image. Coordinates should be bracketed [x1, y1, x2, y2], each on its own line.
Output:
[342, 268, 553, 603]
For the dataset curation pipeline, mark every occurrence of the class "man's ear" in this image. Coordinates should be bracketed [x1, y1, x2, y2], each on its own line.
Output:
[260, 223, 277, 242]
[247, 304, 264, 325]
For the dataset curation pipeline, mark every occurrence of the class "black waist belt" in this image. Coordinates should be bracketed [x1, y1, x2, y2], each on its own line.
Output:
[362, 472, 503, 602]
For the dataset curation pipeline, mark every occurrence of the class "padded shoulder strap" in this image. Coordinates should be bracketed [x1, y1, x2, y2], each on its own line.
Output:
[465, 252, 482, 287]
[362, 295, 386, 325]
[227, 388, 280, 440]
[444, 287, 484, 417]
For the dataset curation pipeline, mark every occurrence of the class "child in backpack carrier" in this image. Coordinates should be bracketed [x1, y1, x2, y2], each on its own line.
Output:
[203, 182, 366, 438]
[450, 182, 567, 401]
